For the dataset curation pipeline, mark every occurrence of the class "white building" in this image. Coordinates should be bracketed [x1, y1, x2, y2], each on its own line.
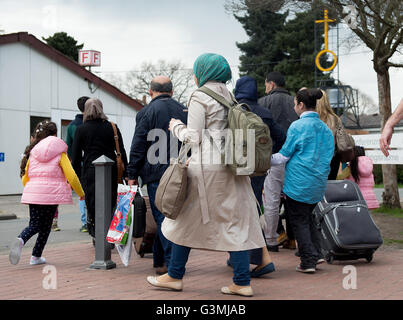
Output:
[0, 32, 143, 195]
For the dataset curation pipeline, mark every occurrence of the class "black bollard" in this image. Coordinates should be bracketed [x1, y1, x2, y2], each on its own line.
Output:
[89, 155, 116, 270]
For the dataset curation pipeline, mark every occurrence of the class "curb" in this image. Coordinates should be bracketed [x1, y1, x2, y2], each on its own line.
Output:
[0, 213, 17, 220]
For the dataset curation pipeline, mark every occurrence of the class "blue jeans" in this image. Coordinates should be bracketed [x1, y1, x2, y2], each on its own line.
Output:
[79, 199, 87, 227]
[147, 181, 172, 267]
[168, 243, 251, 286]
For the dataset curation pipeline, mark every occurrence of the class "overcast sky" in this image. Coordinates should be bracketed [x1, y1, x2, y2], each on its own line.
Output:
[1, 0, 402, 109]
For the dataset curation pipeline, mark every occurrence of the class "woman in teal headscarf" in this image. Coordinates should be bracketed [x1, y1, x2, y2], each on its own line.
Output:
[193, 53, 232, 87]
[146, 53, 266, 297]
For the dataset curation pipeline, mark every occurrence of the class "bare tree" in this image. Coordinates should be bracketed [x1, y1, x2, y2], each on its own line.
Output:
[106, 60, 196, 105]
[358, 90, 378, 115]
[227, 0, 403, 208]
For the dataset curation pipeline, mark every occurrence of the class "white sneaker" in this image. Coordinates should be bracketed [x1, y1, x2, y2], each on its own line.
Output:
[9, 238, 24, 265]
[30, 256, 46, 265]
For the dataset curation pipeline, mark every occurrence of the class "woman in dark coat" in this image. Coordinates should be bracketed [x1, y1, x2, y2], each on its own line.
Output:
[72, 98, 128, 239]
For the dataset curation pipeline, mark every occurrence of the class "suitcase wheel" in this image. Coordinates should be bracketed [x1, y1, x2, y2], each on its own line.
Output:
[325, 254, 334, 264]
[139, 242, 146, 258]
[365, 253, 373, 263]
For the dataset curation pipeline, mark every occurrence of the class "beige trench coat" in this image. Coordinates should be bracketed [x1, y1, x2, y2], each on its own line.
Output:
[161, 81, 266, 251]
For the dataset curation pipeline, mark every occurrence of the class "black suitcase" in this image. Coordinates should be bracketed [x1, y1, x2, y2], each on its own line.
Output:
[313, 180, 383, 264]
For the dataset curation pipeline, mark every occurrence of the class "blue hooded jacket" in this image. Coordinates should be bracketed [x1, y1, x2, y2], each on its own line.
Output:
[235, 76, 286, 154]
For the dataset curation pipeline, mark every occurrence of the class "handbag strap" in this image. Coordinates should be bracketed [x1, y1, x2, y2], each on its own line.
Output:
[110, 122, 122, 158]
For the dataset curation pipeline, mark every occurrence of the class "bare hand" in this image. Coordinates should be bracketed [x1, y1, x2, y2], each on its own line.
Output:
[380, 125, 393, 157]
[185, 158, 191, 167]
[80, 196, 85, 201]
[128, 179, 138, 186]
[169, 118, 183, 132]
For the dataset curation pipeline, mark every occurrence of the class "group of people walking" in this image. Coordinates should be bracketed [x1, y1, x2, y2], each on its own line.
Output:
[9, 52, 383, 297]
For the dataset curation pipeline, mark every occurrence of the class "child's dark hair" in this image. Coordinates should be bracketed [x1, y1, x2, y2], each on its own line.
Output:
[296, 88, 323, 109]
[350, 146, 365, 183]
[20, 121, 58, 177]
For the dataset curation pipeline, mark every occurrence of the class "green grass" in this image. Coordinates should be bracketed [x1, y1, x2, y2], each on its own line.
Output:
[383, 238, 403, 245]
[372, 206, 403, 218]
[374, 184, 403, 188]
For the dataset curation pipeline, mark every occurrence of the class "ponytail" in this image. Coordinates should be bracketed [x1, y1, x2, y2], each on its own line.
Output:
[349, 146, 365, 183]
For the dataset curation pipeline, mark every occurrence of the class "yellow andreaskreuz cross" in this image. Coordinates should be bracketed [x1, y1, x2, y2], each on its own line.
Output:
[315, 10, 338, 72]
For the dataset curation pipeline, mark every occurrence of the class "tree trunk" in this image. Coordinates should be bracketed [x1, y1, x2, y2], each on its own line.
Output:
[377, 70, 401, 208]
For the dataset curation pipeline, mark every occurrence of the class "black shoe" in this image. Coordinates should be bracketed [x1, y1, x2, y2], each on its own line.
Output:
[266, 244, 279, 252]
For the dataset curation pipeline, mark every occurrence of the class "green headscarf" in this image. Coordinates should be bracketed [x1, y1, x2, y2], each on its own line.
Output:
[193, 53, 232, 88]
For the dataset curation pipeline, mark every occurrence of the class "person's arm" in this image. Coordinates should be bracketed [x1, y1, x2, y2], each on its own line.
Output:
[60, 153, 85, 198]
[21, 159, 30, 186]
[169, 93, 206, 144]
[271, 152, 290, 165]
[65, 124, 75, 159]
[116, 125, 128, 178]
[127, 112, 151, 184]
[380, 98, 403, 157]
[71, 126, 83, 181]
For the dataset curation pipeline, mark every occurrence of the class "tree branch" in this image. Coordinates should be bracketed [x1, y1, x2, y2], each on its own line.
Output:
[380, 30, 403, 66]
[362, 0, 394, 28]
[387, 62, 403, 68]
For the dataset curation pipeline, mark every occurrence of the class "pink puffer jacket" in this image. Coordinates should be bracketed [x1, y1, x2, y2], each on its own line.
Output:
[347, 156, 379, 209]
[21, 136, 73, 205]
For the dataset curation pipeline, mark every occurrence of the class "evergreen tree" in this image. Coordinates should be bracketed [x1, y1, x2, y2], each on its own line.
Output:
[274, 9, 334, 94]
[42, 32, 84, 62]
[235, 6, 334, 96]
[235, 9, 288, 96]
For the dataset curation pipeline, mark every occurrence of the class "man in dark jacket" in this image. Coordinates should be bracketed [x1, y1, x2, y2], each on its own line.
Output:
[127, 76, 187, 274]
[235, 76, 286, 264]
[258, 71, 299, 251]
[66, 96, 90, 233]
[258, 71, 298, 133]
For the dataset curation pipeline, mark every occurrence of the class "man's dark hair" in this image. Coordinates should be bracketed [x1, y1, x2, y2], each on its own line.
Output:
[77, 96, 90, 112]
[266, 71, 285, 87]
[150, 80, 173, 93]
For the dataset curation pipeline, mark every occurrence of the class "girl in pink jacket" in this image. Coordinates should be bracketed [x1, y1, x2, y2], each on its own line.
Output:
[347, 146, 379, 209]
[9, 121, 84, 266]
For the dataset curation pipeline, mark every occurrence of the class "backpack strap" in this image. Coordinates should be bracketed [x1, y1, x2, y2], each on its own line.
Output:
[197, 86, 235, 109]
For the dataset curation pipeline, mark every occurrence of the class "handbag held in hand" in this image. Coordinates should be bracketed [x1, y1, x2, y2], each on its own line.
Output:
[155, 143, 189, 220]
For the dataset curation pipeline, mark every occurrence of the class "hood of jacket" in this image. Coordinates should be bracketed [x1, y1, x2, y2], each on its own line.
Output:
[234, 76, 258, 102]
[30, 136, 67, 163]
[358, 156, 374, 178]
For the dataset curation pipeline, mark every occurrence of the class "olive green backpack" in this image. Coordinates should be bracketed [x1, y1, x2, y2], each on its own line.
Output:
[198, 86, 272, 176]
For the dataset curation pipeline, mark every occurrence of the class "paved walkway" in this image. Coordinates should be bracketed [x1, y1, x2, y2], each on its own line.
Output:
[0, 240, 402, 300]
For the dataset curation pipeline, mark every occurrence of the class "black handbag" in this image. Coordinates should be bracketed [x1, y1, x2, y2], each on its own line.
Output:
[132, 189, 147, 238]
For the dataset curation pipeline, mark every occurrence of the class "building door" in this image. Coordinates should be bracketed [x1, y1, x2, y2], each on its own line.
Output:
[61, 119, 72, 141]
